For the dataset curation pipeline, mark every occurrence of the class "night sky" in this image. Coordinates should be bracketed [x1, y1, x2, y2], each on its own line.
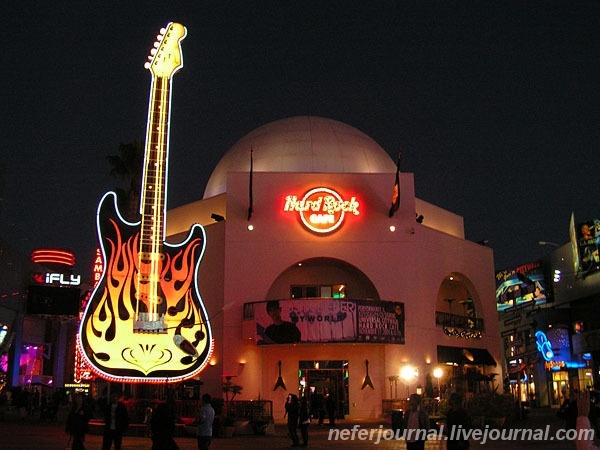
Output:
[2, 2, 599, 275]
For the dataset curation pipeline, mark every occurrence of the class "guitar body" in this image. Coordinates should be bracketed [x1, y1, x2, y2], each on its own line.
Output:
[78, 191, 212, 382]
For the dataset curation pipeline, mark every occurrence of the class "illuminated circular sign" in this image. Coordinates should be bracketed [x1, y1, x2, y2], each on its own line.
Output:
[283, 187, 360, 234]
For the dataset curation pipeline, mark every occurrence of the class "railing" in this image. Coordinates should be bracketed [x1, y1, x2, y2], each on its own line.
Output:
[382, 398, 440, 416]
[121, 399, 201, 423]
[116, 399, 273, 424]
[225, 400, 273, 422]
[435, 311, 484, 331]
[179, 400, 202, 419]
[382, 398, 408, 416]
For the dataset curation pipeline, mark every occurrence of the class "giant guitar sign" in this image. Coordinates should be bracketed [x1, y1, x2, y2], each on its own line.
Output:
[78, 23, 213, 383]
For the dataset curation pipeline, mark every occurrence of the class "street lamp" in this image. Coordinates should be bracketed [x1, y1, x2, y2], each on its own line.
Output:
[401, 365, 417, 398]
[433, 367, 443, 397]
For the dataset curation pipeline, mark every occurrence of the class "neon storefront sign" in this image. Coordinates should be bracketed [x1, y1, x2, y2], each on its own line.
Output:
[92, 248, 103, 286]
[283, 187, 360, 234]
[535, 330, 554, 361]
[31, 248, 75, 267]
[32, 272, 81, 286]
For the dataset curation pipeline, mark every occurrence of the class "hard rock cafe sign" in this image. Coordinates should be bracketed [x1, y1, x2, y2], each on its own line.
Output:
[283, 187, 360, 234]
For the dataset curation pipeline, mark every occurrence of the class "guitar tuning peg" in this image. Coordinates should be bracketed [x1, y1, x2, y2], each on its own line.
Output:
[147, 54, 153, 60]
[154, 42, 160, 48]
[156, 34, 163, 40]
[144, 62, 151, 69]
[150, 48, 157, 56]
[160, 27, 167, 34]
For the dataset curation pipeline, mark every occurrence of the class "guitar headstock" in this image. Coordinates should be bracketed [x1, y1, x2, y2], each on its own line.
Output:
[144, 22, 187, 78]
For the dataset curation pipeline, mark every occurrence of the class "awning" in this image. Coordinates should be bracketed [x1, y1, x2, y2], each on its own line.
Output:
[437, 345, 497, 367]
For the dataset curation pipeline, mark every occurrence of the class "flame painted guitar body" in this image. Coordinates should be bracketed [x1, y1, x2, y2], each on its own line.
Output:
[78, 191, 212, 382]
[78, 23, 213, 383]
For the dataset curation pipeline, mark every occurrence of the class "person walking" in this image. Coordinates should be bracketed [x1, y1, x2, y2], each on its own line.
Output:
[565, 390, 579, 432]
[298, 396, 311, 447]
[285, 394, 300, 447]
[445, 393, 471, 450]
[402, 393, 429, 450]
[150, 402, 178, 450]
[313, 392, 325, 426]
[197, 393, 215, 450]
[102, 393, 129, 450]
[325, 393, 336, 426]
[143, 406, 153, 438]
[65, 393, 91, 450]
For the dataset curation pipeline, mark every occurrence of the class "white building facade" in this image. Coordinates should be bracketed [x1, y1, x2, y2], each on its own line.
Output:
[166, 116, 501, 420]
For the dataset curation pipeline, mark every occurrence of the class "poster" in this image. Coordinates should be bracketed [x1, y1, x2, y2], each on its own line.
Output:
[576, 219, 600, 277]
[355, 300, 405, 343]
[495, 261, 549, 311]
[254, 299, 404, 344]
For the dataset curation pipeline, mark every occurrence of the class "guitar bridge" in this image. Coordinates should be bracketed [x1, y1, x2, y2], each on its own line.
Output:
[134, 313, 167, 333]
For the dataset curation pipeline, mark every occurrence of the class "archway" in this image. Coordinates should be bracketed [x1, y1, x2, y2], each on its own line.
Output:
[265, 257, 380, 301]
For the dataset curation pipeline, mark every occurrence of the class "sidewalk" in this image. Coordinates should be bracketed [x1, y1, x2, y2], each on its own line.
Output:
[0, 407, 584, 449]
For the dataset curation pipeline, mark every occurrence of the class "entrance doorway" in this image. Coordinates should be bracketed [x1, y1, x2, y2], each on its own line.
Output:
[299, 360, 349, 420]
[550, 370, 569, 407]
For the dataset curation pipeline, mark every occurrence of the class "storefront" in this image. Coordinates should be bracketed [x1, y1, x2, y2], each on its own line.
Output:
[165, 116, 502, 419]
[498, 234, 600, 409]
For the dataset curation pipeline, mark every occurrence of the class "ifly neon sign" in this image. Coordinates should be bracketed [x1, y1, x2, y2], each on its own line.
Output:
[283, 187, 360, 234]
[32, 272, 81, 286]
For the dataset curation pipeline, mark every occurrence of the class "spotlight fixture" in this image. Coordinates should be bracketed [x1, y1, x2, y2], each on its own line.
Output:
[210, 213, 225, 222]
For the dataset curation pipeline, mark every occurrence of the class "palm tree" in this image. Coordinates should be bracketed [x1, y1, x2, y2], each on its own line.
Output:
[223, 376, 243, 402]
[106, 139, 144, 221]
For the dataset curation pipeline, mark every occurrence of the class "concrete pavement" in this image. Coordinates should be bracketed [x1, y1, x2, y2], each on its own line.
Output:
[0, 407, 588, 449]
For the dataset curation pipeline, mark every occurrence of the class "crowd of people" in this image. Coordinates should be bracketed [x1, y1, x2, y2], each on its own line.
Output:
[9, 383, 600, 450]
[64, 391, 131, 450]
[62, 391, 218, 450]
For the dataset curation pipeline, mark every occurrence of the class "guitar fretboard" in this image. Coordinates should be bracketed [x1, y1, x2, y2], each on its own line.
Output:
[140, 77, 171, 253]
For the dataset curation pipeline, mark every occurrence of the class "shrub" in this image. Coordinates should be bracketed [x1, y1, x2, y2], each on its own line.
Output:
[466, 391, 514, 419]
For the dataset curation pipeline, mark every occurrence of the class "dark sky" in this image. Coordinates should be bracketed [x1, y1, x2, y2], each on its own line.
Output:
[2, 2, 599, 274]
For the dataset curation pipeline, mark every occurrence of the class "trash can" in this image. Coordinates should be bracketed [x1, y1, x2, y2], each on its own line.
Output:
[391, 409, 403, 433]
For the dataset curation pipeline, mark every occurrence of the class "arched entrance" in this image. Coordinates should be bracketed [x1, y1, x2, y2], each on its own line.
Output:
[264, 258, 380, 420]
[435, 273, 496, 395]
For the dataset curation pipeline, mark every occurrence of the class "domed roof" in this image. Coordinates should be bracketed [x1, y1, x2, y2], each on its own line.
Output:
[203, 116, 396, 198]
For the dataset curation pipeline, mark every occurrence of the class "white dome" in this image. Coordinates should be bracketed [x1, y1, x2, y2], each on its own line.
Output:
[203, 116, 396, 198]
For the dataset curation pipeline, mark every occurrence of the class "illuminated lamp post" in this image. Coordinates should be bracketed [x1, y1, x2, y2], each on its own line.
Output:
[400, 365, 417, 398]
[433, 367, 443, 397]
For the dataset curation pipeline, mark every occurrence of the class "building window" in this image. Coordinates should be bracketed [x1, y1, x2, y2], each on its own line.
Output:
[291, 286, 303, 299]
[290, 284, 347, 299]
